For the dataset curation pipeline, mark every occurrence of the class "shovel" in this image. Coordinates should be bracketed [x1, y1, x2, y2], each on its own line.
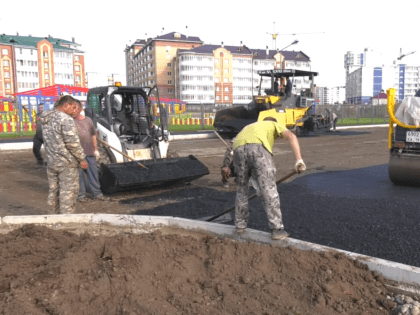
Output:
[205, 169, 297, 222]
[97, 138, 148, 170]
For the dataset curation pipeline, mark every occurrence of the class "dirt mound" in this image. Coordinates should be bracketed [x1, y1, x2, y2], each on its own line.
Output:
[0, 225, 392, 314]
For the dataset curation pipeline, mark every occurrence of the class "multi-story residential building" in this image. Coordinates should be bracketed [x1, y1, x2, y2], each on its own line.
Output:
[0, 34, 86, 97]
[344, 48, 383, 102]
[125, 32, 204, 99]
[346, 62, 419, 104]
[176, 45, 311, 105]
[125, 32, 312, 104]
[316, 86, 346, 105]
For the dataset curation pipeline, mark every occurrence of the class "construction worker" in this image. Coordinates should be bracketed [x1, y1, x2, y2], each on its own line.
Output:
[72, 100, 109, 202]
[40, 95, 88, 214]
[232, 116, 306, 240]
[33, 103, 44, 168]
[285, 78, 293, 98]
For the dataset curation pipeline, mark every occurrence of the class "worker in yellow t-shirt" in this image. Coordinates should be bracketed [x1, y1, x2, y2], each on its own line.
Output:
[232, 116, 306, 240]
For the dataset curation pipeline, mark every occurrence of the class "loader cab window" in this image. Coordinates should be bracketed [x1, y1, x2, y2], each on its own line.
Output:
[111, 94, 123, 111]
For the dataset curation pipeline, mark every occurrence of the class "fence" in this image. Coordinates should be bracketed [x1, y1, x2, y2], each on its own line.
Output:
[0, 100, 394, 135]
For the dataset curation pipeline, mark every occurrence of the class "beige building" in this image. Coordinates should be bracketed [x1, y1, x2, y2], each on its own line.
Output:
[125, 33, 203, 99]
[124, 32, 312, 104]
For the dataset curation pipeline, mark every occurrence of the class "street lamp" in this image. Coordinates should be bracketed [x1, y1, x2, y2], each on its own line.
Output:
[279, 40, 299, 52]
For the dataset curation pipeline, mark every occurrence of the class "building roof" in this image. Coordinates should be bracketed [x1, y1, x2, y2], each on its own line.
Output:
[155, 32, 202, 43]
[0, 34, 78, 51]
[178, 44, 310, 61]
[371, 92, 387, 99]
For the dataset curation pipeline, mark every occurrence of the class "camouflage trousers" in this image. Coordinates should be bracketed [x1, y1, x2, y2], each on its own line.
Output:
[47, 166, 79, 214]
[233, 144, 284, 230]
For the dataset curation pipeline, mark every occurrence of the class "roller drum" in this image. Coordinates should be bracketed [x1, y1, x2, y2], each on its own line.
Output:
[388, 154, 420, 186]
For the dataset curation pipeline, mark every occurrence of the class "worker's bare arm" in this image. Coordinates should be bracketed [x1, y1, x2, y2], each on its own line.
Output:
[281, 130, 302, 161]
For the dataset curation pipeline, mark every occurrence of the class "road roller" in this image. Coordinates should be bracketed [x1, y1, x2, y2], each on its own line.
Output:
[387, 88, 420, 186]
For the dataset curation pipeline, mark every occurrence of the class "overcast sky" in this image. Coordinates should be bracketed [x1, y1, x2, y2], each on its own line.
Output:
[2, 0, 420, 87]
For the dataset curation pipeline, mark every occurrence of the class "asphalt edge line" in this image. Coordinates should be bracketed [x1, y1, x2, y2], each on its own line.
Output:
[1, 213, 419, 290]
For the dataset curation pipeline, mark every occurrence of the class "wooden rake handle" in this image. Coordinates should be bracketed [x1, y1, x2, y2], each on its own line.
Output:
[97, 138, 148, 170]
[206, 170, 297, 222]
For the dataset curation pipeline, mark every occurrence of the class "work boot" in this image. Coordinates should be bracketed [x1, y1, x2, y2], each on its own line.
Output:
[271, 229, 289, 240]
[236, 227, 246, 234]
[77, 196, 91, 202]
[95, 195, 110, 201]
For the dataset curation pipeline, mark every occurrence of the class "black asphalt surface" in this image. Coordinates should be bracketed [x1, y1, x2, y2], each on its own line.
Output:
[129, 164, 420, 268]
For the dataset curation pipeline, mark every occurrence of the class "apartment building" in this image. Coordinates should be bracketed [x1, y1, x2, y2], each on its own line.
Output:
[346, 62, 419, 104]
[0, 34, 86, 97]
[125, 32, 312, 104]
[315, 86, 346, 105]
[125, 32, 204, 99]
[175, 45, 312, 105]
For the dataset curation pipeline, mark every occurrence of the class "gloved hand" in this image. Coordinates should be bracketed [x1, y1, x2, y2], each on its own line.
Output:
[221, 166, 231, 181]
[294, 159, 306, 174]
[230, 151, 233, 156]
[94, 150, 100, 161]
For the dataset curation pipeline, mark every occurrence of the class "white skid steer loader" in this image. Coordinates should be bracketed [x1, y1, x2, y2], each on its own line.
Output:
[85, 85, 209, 194]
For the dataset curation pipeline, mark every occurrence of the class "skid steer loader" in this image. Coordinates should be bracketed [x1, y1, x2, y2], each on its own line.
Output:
[214, 69, 333, 136]
[85, 85, 209, 194]
[387, 88, 420, 186]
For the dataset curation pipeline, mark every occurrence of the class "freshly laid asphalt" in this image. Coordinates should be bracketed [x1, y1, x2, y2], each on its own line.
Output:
[131, 164, 420, 268]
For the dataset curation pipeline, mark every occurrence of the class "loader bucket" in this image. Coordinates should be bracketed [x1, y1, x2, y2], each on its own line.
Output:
[99, 155, 210, 194]
[388, 154, 420, 186]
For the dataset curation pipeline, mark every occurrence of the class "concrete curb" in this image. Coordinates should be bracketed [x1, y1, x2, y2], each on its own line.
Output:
[1, 213, 419, 288]
[0, 124, 390, 151]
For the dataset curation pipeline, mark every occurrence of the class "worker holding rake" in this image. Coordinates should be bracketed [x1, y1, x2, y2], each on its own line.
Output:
[233, 116, 306, 240]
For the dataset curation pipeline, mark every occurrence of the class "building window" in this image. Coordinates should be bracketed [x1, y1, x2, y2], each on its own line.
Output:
[75, 55, 79, 61]
[45, 74, 50, 79]
[3, 60, 9, 67]
[2, 49, 8, 55]
[215, 68, 220, 73]
[43, 52, 48, 58]
[166, 46, 171, 52]
[224, 96, 229, 101]
[215, 77, 220, 83]
[44, 63, 49, 69]
[76, 76, 81, 82]
[224, 68, 229, 73]
[216, 87, 220, 91]
[168, 88, 173, 93]
[215, 59, 219, 64]
[167, 71, 172, 76]
[225, 87, 229, 92]
[19, 48, 22, 54]
[4, 72, 10, 78]
[168, 80, 172, 85]
[75, 65, 80, 71]
[224, 59, 229, 64]
[224, 77, 229, 83]
[167, 63, 171, 67]
[216, 96, 220, 101]
[5, 83, 11, 89]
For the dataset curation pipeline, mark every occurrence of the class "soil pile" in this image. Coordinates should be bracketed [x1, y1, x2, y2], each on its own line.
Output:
[0, 225, 393, 315]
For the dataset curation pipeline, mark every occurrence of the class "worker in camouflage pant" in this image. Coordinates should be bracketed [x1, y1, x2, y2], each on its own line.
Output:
[233, 117, 306, 240]
[40, 95, 88, 214]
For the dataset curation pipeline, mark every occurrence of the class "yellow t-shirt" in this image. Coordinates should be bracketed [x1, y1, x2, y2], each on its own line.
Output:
[233, 121, 287, 154]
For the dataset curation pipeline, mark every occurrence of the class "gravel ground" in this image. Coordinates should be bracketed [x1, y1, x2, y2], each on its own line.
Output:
[134, 164, 420, 268]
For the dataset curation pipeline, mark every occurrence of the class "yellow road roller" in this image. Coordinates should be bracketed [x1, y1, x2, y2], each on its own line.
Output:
[387, 88, 420, 185]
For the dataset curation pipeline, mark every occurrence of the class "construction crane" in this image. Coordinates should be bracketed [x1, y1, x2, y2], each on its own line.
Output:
[267, 22, 325, 50]
[398, 49, 416, 60]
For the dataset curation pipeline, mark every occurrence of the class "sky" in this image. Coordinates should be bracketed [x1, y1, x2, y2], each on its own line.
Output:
[2, 0, 420, 87]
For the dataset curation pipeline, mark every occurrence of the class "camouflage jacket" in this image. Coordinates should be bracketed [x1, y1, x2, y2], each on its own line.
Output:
[40, 109, 86, 168]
